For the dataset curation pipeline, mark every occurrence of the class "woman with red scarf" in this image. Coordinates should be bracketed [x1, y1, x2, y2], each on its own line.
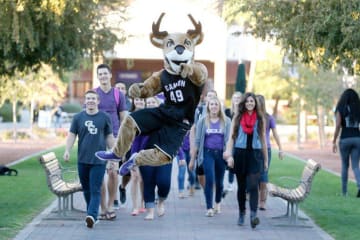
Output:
[223, 92, 268, 229]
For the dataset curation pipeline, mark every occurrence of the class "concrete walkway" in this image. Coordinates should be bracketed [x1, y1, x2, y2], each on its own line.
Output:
[14, 163, 333, 240]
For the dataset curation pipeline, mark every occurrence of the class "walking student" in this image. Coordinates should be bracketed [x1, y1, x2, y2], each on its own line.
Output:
[223, 92, 268, 229]
[63, 90, 114, 228]
[190, 96, 231, 217]
[95, 63, 128, 219]
[332, 88, 360, 197]
[256, 94, 284, 210]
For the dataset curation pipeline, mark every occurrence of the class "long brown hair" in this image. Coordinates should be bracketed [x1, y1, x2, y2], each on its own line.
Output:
[232, 92, 266, 145]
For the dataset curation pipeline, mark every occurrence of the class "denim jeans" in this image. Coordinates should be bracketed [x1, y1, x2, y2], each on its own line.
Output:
[177, 157, 186, 191]
[184, 149, 196, 187]
[228, 169, 235, 184]
[260, 148, 272, 182]
[177, 150, 196, 191]
[339, 137, 360, 194]
[139, 164, 172, 209]
[78, 163, 106, 220]
[202, 148, 226, 209]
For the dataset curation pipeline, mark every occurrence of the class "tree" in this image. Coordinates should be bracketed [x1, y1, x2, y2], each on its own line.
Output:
[0, 64, 66, 139]
[223, 0, 360, 71]
[0, 0, 128, 76]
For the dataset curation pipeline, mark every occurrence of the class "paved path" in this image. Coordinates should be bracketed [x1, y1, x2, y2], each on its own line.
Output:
[15, 164, 333, 240]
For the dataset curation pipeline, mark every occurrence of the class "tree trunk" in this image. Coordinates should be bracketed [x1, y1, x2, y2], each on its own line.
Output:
[317, 105, 326, 149]
[12, 99, 17, 142]
[272, 95, 280, 120]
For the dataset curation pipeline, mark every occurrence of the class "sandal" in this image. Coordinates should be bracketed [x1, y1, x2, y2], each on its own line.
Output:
[106, 211, 116, 220]
[99, 213, 107, 220]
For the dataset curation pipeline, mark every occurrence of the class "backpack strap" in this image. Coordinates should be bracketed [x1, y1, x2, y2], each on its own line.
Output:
[113, 88, 120, 107]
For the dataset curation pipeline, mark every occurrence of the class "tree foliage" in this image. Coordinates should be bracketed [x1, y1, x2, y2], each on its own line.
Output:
[0, 0, 128, 76]
[224, 0, 360, 71]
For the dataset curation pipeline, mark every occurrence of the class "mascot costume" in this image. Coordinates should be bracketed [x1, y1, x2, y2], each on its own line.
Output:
[96, 13, 207, 176]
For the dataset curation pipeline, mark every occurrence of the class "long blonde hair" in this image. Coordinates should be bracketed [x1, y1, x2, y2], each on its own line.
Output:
[205, 96, 226, 130]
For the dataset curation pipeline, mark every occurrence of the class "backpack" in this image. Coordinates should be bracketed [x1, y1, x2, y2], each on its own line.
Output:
[0, 165, 18, 176]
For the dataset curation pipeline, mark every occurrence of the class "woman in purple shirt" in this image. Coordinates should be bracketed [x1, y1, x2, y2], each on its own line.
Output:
[190, 97, 231, 217]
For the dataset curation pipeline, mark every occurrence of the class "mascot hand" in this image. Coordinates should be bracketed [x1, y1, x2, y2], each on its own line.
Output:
[129, 83, 143, 98]
[180, 63, 194, 79]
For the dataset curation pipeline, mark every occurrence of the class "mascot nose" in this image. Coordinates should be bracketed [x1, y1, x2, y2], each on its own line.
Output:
[175, 45, 185, 55]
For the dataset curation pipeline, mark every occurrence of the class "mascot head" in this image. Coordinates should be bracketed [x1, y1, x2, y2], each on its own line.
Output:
[150, 13, 203, 75]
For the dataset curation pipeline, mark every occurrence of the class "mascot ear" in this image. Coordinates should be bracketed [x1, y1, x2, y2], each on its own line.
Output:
[187, 14, 203, 45]
[150, 12, 168, 48]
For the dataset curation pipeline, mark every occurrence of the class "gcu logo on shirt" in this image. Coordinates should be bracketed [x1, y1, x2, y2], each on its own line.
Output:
[85, 121, 98, 135]
[206, 128, 223, 134]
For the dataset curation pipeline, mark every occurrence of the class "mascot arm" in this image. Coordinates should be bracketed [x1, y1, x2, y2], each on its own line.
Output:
[129, 71, 163, 98]
[180, 62, 208, 87]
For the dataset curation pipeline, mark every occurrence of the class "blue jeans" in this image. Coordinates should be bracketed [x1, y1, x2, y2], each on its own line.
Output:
[139, 164, 172, 209]
[202, 148, 226, 209]
[228, 169, 234, 184]
[260, 148, 272, 182]
[184, 149, 196, 187]
[339, 137, 360, 194]
[78, 163, 106, 220]
[177, 157, 186, 191]
[177, 150, 196, 191]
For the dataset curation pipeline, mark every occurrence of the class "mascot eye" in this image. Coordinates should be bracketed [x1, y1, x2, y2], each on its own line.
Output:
[184, 39, 192, 47]
[166, 39, 175, 47]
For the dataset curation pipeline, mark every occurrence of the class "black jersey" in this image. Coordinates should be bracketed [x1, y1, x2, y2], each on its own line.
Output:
[160, 70, 203, 123]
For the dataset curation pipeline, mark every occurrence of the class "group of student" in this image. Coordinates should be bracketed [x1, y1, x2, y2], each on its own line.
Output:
[63, 63, 285, 229]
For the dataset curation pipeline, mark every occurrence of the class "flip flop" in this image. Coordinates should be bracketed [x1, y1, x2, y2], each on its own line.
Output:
[99, 213, 107, 220]
[106, 211, 116, 220]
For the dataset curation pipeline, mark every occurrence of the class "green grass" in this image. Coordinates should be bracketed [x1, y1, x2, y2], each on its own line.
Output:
[270, 154, 360, 240]
[0, 146, 77, 240]
[1, 147, 359, 240]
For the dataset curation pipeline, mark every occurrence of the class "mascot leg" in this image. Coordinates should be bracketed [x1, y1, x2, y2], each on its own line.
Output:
[113, 115, 138, 157]
[135, 148, 171, 166]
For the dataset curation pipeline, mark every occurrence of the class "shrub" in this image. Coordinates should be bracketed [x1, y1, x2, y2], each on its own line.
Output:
[0, 102, 20, 122]
[61, 102, 82, 113]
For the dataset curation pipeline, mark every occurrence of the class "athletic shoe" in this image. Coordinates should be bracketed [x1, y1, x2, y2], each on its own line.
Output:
[214, 203, 221, 214]
[118, 153, 137, 176]
[95, 150, 122, 162]
[113, 200, 119, 210]
[85, 215, 98, 228]
[205, 209, 214, 217]
[119, 186, 126, 204]
[250, 211, 259, 229]
[237, 212, 245, 226]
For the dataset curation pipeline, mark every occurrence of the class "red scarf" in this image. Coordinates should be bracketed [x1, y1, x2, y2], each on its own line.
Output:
[240, 111, 257, 134]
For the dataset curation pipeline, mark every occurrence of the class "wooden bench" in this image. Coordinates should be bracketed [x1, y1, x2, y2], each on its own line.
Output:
[267, 159, 321, 226]
[39, 152, 82, 217]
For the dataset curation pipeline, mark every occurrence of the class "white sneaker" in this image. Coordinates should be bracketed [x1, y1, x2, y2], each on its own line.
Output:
[227, 183, 234, 192]
[214, 203, 221, 214]
[205, 209, 214, 217]
[85, 215, 98, 228]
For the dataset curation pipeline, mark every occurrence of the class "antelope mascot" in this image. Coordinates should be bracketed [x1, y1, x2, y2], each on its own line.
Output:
[96, 13, 208, 175]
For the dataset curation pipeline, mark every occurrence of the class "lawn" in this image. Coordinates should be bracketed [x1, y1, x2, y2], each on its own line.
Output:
[0, 147, 359, 240]
[269, 154, 360, 240]
[0, 146, 77, 240]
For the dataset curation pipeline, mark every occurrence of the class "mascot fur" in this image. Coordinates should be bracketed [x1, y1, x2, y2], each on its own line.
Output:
[96, 13, 207, 171]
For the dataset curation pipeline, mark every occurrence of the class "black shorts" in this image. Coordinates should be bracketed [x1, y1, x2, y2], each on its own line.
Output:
[130, 107, 190, 159]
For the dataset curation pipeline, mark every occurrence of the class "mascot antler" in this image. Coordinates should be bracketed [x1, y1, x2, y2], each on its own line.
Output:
[152, 12, 168, 39]
[187, 14, 203, 44]
[150, 13, 203, 48]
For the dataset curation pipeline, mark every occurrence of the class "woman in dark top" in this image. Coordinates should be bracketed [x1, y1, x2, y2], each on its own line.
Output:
[332, 88, 360, 197]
